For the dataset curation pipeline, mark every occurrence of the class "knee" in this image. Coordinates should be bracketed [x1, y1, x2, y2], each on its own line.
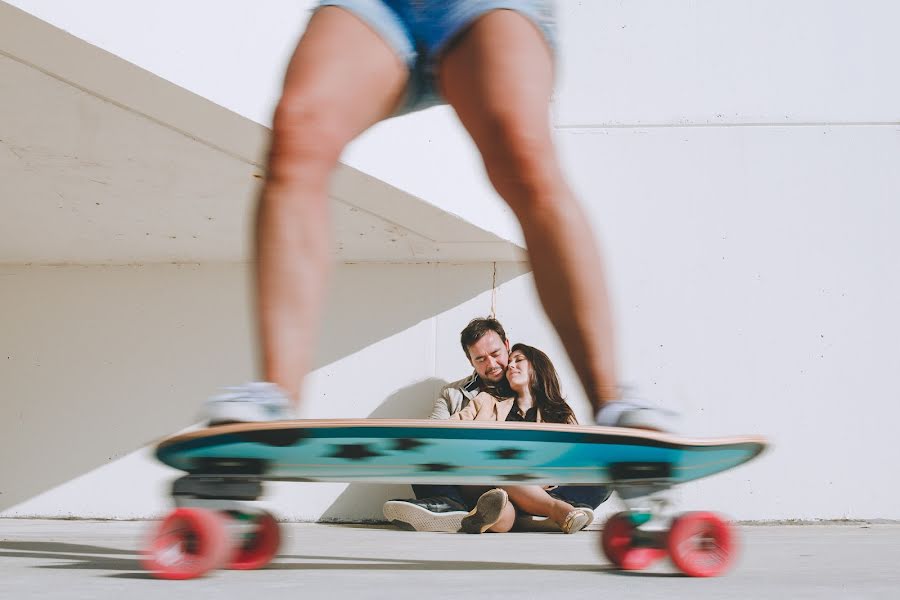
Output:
[267, 93, 352, 182]
[478, 110, 561, 210]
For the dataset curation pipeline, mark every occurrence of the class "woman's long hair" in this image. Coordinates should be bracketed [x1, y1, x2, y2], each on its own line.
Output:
[510, 343, 577, 424]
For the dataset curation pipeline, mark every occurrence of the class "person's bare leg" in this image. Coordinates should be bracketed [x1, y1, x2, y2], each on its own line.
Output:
[257, 7, 407, 402]
[503, 486, 575, 527]
[487, 500, 516, 533]
[439, 11, 618, 411]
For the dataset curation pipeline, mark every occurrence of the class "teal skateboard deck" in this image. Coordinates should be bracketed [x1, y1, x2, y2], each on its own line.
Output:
[146, 419, 767, 580]
[156, 419, 766, 486]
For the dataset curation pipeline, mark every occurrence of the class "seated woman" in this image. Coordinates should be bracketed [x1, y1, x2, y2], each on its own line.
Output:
[450, 343, 595, 534]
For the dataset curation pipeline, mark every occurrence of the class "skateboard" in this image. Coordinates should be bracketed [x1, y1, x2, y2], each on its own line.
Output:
[144, 419, 767, 579]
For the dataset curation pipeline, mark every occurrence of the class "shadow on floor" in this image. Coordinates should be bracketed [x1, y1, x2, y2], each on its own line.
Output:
[0, 538, 681, 579]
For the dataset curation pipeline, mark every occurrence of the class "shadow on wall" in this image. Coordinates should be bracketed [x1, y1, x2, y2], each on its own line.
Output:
[0, 263, 527, 512]
[365, 378, 450, 420]
[313, 263, 523, 368]
[319, 377, 450, 522]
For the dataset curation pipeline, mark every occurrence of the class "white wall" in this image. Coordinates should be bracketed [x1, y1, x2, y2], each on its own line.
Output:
[561, 124, 900, 520]
[2, 1, 899, 521]
[548, 1, 900, 520]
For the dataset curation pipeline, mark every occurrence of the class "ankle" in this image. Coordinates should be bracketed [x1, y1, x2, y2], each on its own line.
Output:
[550, 499, 575, 525]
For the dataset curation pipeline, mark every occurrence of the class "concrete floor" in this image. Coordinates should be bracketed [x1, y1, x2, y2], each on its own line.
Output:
[1, 519, 897, 599]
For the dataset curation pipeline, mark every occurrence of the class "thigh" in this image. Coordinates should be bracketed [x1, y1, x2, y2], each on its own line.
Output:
[277, 5, 409, 141]
[436, 8, 555, 153]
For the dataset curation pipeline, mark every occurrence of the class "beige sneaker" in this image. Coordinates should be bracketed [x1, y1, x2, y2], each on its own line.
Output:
[515, 505, 595, 533]
[561, 508, 592, 534]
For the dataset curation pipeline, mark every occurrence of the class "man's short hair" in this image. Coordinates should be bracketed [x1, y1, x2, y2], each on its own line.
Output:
[460, 317, 507, 359]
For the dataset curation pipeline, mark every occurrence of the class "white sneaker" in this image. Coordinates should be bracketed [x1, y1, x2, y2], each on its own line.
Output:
[595, 393, 677, 432]
[204, 382, 296, 425]
[382, 497, 469, 532]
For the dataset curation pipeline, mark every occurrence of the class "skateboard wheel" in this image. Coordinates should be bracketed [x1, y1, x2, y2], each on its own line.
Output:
[600, 512, 666, 570]
[667, 512, 735, 577]
[142, 508, 233, 580]
[227, 510, 282, 570]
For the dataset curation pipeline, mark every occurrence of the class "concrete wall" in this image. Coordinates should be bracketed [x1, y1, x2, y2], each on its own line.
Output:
[3, 1, 899, 521]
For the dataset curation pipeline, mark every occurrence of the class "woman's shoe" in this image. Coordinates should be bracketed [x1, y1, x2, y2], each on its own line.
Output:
[561, 508, 592, 534]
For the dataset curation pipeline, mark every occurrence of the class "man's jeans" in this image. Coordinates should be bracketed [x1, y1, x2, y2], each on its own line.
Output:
[412, 483, 611, 511]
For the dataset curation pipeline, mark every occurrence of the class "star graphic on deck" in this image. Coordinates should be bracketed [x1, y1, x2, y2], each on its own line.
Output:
[487, 447, 529, 460]
[327, 444, 383, 461]
[391, 438, 428, 452]
[418, 463, 459, 473]
[501, 473, 540, 482]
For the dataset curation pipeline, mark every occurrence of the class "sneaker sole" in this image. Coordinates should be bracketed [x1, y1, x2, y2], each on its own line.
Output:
[460, 489, 508, 534]
[383, 502, 467, 533]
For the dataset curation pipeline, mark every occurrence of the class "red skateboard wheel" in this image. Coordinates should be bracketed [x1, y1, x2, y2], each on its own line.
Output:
[227, 511, 282, 570]
[667, 512, 735, 577]
[600, 512, 666, 571]
[142, 508, 233, 579]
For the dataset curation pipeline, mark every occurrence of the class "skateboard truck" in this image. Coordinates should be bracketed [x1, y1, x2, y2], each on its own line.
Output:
[169, 457, 267, 510]
[610, 461, 675, 527]
[172, 475, 263, 503]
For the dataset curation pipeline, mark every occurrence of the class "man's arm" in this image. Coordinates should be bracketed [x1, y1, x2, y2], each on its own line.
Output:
[428, 385, 456, 420]
[428, 374, 479, 419]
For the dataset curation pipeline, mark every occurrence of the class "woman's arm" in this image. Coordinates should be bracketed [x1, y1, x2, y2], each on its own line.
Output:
[447, 391, 497, 421]
[448, 401, 478, 420]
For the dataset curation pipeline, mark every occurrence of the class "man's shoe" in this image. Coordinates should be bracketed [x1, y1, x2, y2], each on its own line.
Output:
[204, 382, 296, 425]
[460, 488, 509, 534]
[383, 496, 468, 532]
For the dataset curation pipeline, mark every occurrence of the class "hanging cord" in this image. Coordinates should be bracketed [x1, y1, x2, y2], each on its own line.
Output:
[490, 261, 497, 318]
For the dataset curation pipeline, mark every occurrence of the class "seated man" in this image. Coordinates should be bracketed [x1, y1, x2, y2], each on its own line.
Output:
[383, 317, 610, 533]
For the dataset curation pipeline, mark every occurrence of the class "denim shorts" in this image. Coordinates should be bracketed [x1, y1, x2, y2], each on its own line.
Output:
[315, 0, 557, 114]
